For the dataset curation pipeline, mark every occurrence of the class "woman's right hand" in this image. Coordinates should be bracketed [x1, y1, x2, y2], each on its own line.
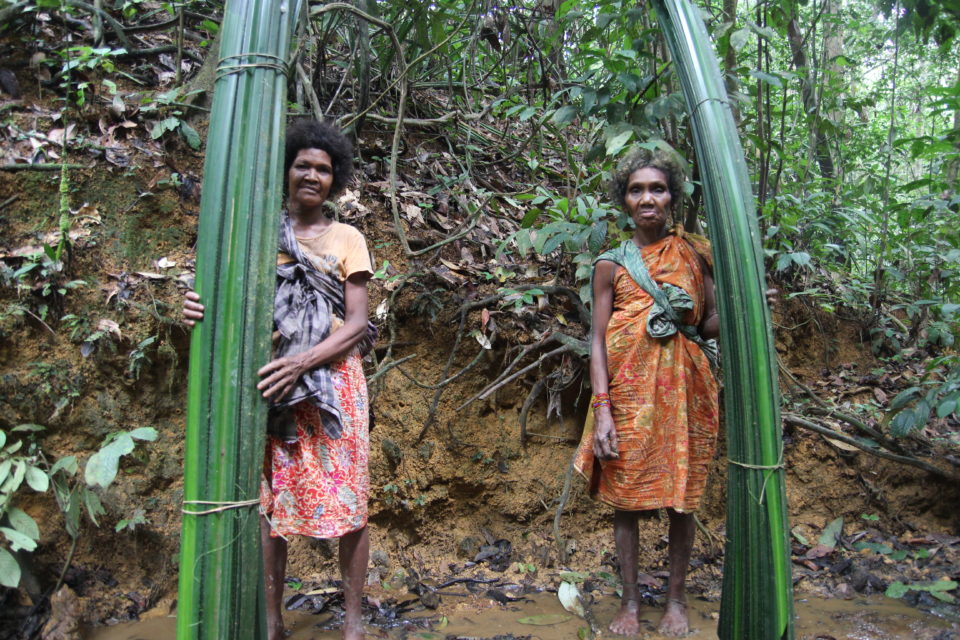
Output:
[592, 407, 620, 460]
[183, 291, 205, 327]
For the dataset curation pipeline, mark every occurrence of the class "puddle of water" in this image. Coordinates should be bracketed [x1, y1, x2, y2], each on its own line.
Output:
[86, 592, 957, 639]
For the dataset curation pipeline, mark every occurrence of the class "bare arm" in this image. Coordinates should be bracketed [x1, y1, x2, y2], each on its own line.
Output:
[591, 260, 619, 460]
[257, 271, 371, 401]
[698, 268, 719, 340]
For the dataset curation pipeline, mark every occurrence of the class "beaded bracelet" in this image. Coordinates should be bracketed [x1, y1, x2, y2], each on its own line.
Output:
[591, 393, 611, 409]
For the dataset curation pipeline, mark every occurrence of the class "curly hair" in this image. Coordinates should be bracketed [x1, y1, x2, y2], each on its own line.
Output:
[608, 146, 686, 212]
[284, 119, 354, 197]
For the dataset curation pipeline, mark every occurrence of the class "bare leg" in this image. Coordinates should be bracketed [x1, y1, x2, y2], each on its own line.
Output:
[339, 525, 369, 640]
[657, 509, 695, 637]
[261, 516, 288, 640]
[609, 510, 642, 635]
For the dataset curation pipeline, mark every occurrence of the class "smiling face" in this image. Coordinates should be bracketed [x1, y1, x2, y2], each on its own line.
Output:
[624, 166, 672, 234]
[287, 148, 334, 212]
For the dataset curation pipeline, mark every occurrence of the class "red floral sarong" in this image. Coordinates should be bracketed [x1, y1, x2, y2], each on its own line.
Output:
[260, 352, 369, 538]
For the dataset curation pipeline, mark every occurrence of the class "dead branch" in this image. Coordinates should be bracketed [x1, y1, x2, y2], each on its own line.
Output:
[367, 353, 416, 384]
[0, 164, 89, 171]
[780, 358, 905, 452]
[519, 378, 548, 447]
[553, 455, 576, 565]
[59, 0, 133, 49]
[455, 343, 572, 411]
[415, 303, 494, 442]
[783, 413, 958, 482]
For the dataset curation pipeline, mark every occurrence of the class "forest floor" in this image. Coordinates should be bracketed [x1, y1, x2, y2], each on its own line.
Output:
[1, 26, 959, 640]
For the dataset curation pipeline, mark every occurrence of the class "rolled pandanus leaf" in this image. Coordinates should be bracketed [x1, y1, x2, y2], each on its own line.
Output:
[177, 0, 301, 637]
[649, 1, 794, 638]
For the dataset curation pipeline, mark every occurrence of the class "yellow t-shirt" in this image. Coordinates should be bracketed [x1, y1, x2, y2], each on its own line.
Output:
[278, 220, 373, 281]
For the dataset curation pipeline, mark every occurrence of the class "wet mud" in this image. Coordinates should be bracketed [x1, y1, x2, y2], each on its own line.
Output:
[86, 591, 958, 640]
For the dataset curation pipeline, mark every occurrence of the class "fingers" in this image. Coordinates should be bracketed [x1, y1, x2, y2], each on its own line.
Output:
[593, 416, 620, 460]
[182, 291, 204, 326]
[257, 358, 300, 400]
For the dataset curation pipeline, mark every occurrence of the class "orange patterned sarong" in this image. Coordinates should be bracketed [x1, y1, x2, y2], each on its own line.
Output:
[575, 233, 719, 512]
[261, 351, 369, 538]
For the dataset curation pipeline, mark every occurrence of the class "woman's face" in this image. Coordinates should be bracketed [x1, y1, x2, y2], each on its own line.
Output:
[288, 148, 334, 210]
[624, 166, 671, 232]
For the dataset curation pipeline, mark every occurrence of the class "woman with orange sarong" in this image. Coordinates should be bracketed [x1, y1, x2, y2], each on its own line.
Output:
[575, 147, 719, 637]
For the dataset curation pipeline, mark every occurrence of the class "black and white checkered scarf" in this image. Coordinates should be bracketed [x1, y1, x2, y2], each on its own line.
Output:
[269, 213, 376, 441]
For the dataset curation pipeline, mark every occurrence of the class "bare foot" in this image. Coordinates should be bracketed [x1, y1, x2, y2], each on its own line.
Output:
[657, 598, 689, 637]
[609, 598, 641, 635]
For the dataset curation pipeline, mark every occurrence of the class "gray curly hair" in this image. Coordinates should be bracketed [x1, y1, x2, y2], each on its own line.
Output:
[608, 147, 686, 212]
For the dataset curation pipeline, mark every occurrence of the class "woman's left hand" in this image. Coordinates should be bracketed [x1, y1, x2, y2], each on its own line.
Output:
[257, 355, 308, 401]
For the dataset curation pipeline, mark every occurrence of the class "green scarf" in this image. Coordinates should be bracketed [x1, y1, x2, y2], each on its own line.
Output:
[595, 239, 719, 369]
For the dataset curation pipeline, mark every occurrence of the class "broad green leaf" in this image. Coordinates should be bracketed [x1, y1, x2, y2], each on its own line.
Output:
[886, 581, 909, 599]
[83, 488, 105, 526]
[937, 399, 957, 418]
[179, 122, 201, 150]
[2, 461, 26, 494]
[12, 424, 44, 433]
[50, 455, 78, 476]
[520, 208, 541, 229]
[85, 433, 135, 488]
[540, 232, 565, 256]
[1, 526, 37, 552]
[24, 466, 48, 492]
[150, 117, 181, 140]
[890, 387, 920, 410]
[605, 130, 634, 157]
[730, 28, 750, 51]
[552, 105, 578, 125]
[7, 508, 39, 541]
[129, 427, 158, 442]
[890, 410, 917, 437]
[64, 488, 80, 538]
[818, 517, 844, 548]
[749, 70, 783, 88]
[0, 548, 20, 588]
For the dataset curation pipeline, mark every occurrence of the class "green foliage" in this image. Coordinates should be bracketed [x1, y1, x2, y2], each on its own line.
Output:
[141, 88, 203, 150]
[0, 424, 157, 588]
[85, 427, 158, 489]
[127, 335, 157, 380]
[886, 579, 958, 603]
[55, 46, 127, 107]
[884, 356, 960, 437]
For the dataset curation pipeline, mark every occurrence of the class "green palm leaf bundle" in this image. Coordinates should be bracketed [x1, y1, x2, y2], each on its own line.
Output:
[649, 1, 793, 638]
[176, 0, 301, 637]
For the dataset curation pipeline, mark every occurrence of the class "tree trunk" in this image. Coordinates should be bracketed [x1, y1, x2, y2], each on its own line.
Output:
[786, 7, 835, 182]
